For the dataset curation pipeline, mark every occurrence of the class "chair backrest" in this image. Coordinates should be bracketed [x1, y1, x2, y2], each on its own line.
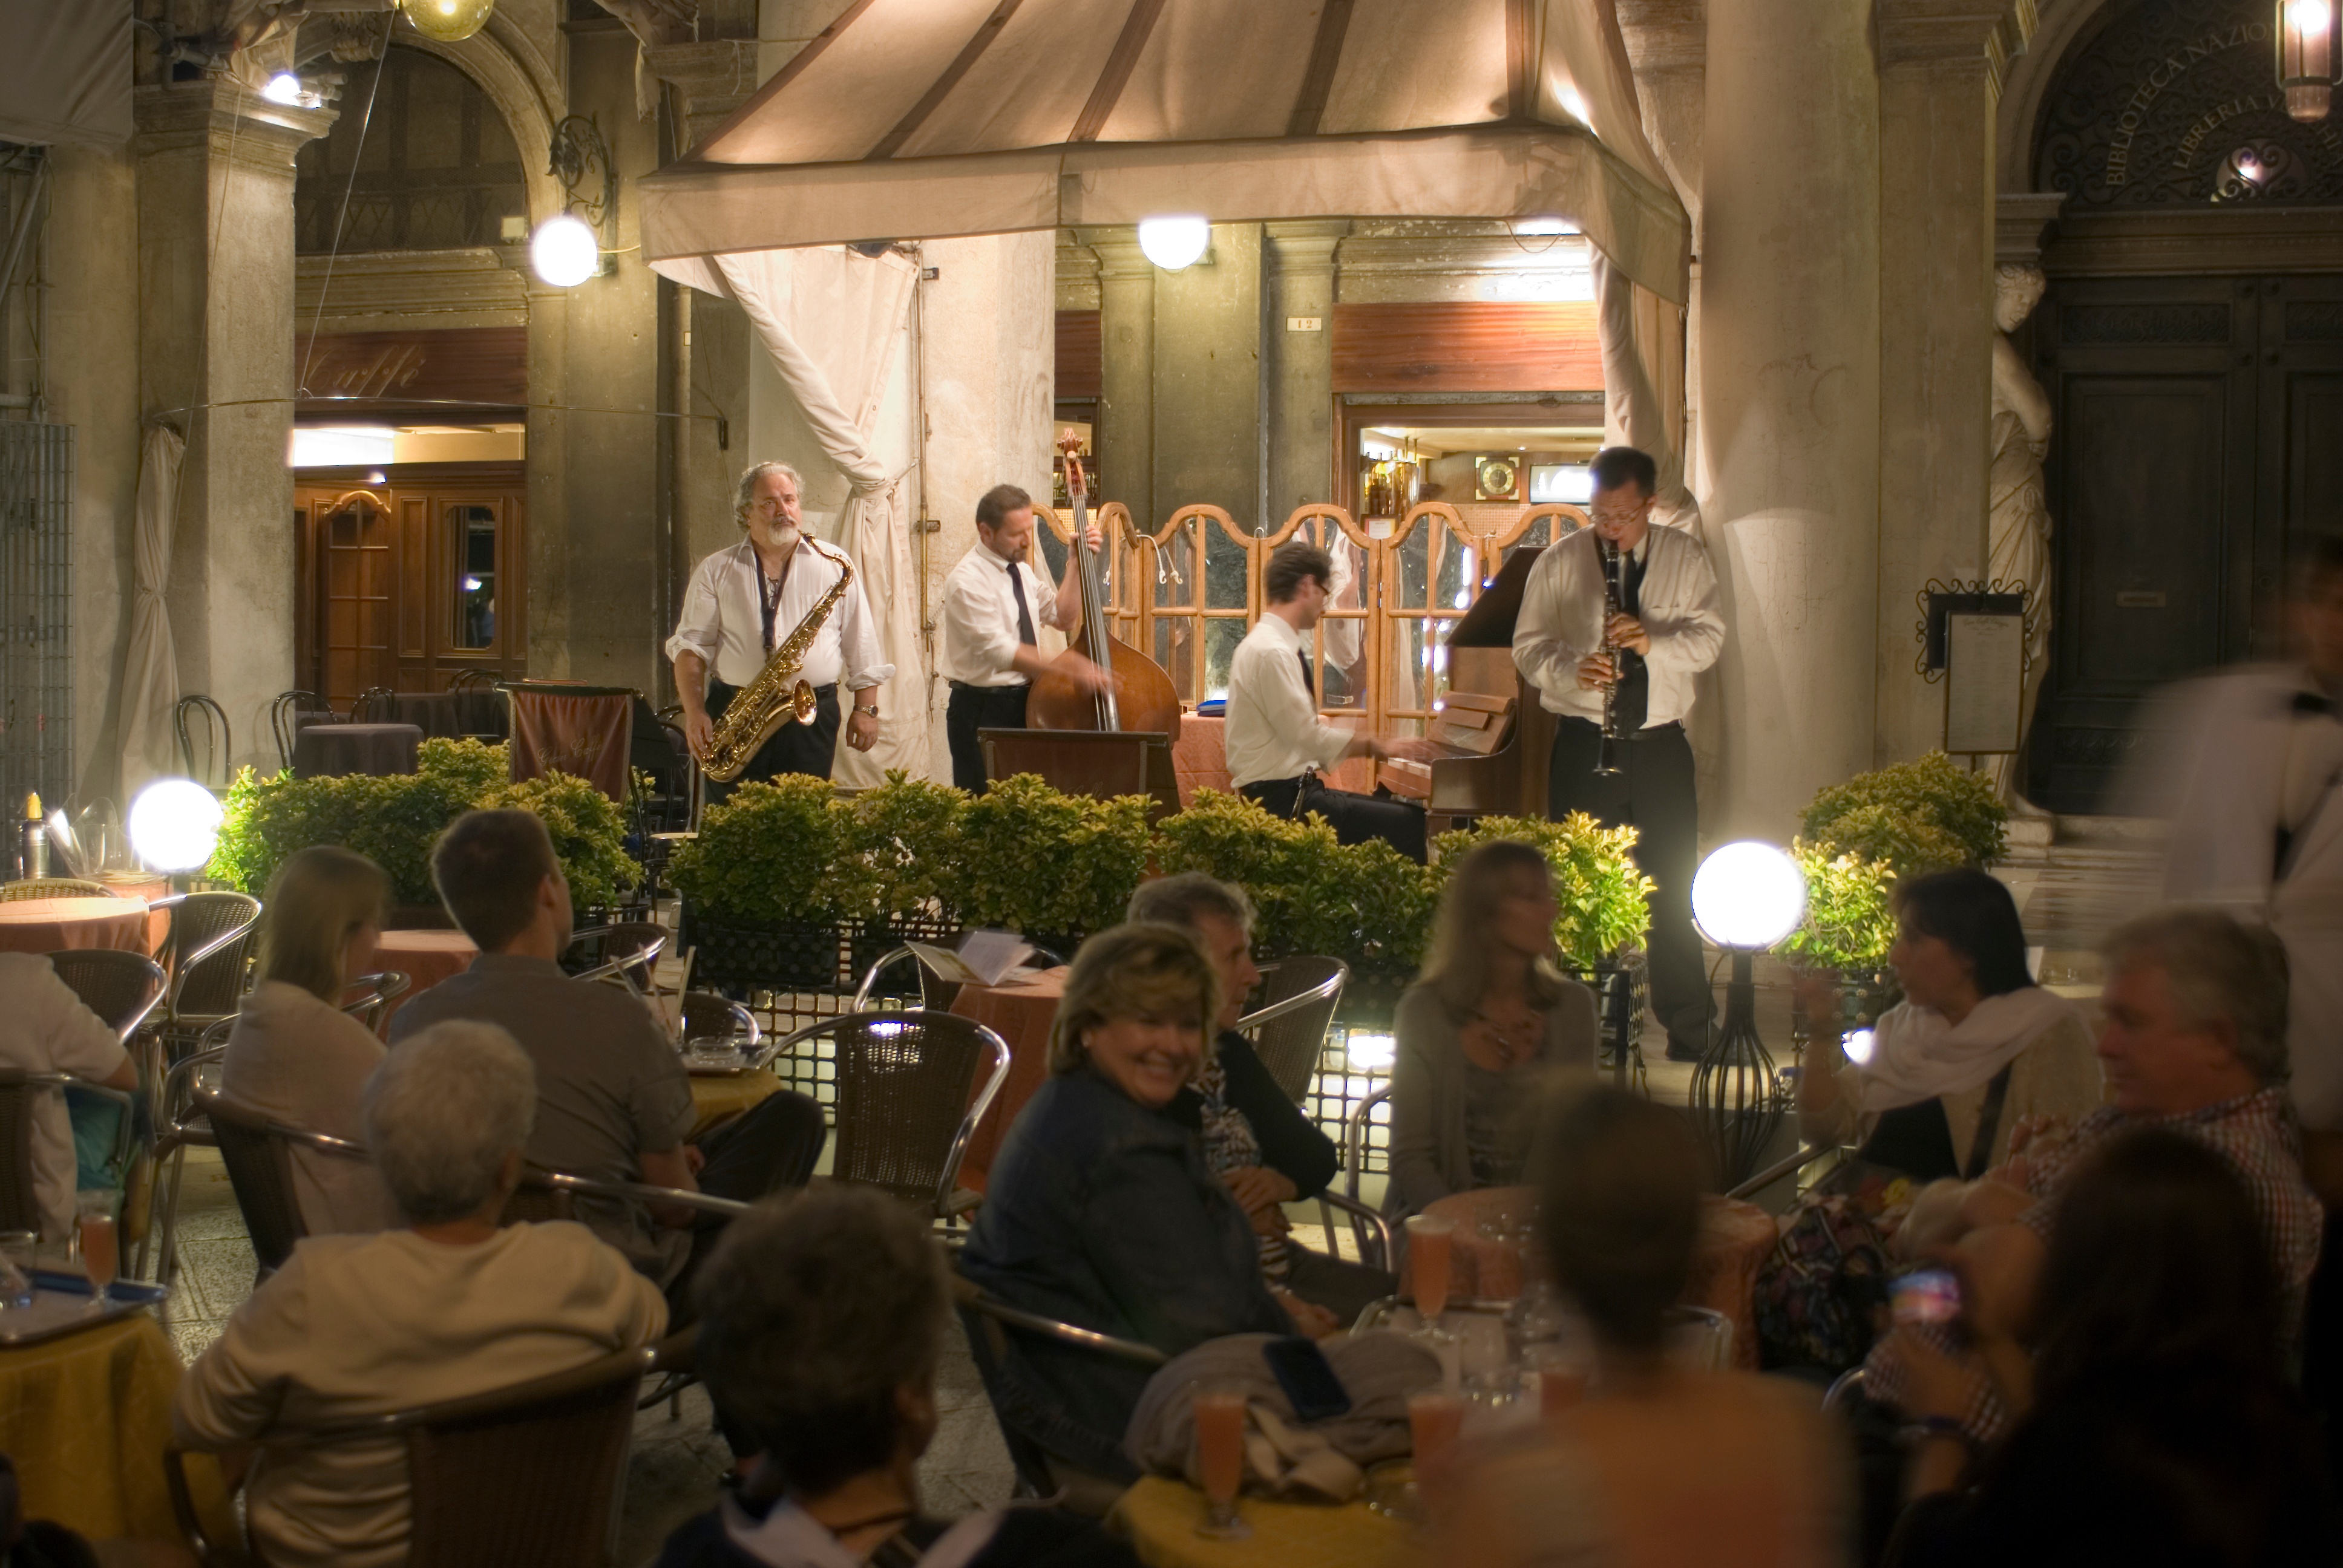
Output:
[1241, 955, 1349, 1102]
[162, 891, 262, 1021]
[678, 990, 759, 1048]
[174, 695, 232, 788]
[341, 970, 413, 1034]
[0, 1071, 48, 1235]
[271, 690, 328, 772]
[818, 1010, 1008, 1214]
[0, 878, 107, 902]
[566, 922, 667, 988]
[195, 1088, 308, 1275]
[43, 950, 168, 1040]
[352, 686, 398, 723]
[949, 1272, 1166, 1504]
[849, 946, 963, 1013]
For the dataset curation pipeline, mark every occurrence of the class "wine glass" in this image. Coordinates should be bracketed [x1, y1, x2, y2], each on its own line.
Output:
[74, 1189, 119, 1312]
[1190, 1382, 1251, 1540]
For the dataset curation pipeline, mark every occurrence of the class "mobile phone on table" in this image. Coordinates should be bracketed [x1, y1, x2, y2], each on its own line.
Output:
[1262, 1334, 1352, 1422]
[1889, 1267, 1963, 1327]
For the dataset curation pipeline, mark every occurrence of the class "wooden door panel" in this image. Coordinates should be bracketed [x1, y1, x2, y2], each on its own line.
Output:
[2292, 374, 2343, 557]
[398, 496, 429, 663]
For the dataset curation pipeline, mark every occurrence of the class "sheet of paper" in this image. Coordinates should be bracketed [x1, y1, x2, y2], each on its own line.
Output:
[1945, 612, 2025, 754]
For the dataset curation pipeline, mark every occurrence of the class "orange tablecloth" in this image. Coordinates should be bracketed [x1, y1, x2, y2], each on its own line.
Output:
[1407, 1187, 1777, 1369]
[372, 928, 479, 1034]
[0, 896, 151, 956]
[949, 967, 1069, 1188]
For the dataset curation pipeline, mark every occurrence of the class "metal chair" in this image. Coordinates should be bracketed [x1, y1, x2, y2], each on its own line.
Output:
[195, 1085, 358, 1280]
[270, 689, 328, 772]
[1333, 1084, 1397, 1271]
[0, 877, 108, 901]
[173, 694, 231, 787]
[1239, 956, 1349, 1102]
[142, 1023, 229, 1283]
[352, 686, 398, 723]
[0, 1068, 140, 1237]
[850, 945, 962, 1012]
[151, 891, 261, 1059]
[341, 970, 413, 1035]
[1822, 1365, 1867, 1414]
[42, 950, 167, 1040]
[678, 990, 759, 1049]
[166, 1337, 679, 1568]
[566, 921, 668, 993]
[497, 1166, 753, 1229]
[772, 1009, 1008, 1222]
[952, 1269, 1165, 1511]
[447, 667, 502, 692]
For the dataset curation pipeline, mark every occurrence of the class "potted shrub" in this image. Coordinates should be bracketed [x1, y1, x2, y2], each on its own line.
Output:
[667, 776, 874, 991]
[1782, 839, 1901, 1048]
[1299, 836, 1440, 1024]
[955, 774, 1152, 957]
[1800, 751, 2007, 877]
[479, 771, 640, 917]
[845, 771, 971, 978]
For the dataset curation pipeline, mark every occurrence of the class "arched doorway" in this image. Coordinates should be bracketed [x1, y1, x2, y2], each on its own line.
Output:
[2019, 0, 2343, 811]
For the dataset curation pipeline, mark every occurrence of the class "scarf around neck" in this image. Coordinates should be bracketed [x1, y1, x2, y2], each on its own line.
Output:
[1858, 985, 2080, 1114]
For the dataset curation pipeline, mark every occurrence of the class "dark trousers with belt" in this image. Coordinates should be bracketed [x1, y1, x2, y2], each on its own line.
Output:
[947, 681, 1031, 794]
[703, 678, 840, 802]
[1547, 718, 1714, 1053]
[1241, 774, 1429, 864]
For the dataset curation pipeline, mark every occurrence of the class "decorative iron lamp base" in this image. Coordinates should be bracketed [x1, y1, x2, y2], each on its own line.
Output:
[1689, 948, 1786, 1188]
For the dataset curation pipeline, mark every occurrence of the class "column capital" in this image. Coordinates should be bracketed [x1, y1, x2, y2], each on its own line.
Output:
[1265, 219, 1350, 272]
[1994, 191, 2066, 266]
[1082, 232, 1156, 282]
[640, 39, 760, 155]
[1874, 0, 2019, 68]
[133, 80, 335, 170]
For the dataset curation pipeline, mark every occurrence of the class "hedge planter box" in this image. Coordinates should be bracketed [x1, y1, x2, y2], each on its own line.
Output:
[683, 907, 848, 995]
[847, 913, 966, 991]
[1577, 951, 1650, 1067]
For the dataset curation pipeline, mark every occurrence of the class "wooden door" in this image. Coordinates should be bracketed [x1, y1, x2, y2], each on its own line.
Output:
[2031, 275, 2343, 811]
[397, 489, 528, 691]
[316, 491, 399, 707]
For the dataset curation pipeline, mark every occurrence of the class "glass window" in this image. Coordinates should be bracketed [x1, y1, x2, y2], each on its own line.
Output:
[451, 505, 496, 650]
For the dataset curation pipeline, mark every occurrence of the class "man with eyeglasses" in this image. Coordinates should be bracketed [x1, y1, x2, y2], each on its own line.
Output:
[667, 461, 891, 797]
[1513, 446, 1725, 1062]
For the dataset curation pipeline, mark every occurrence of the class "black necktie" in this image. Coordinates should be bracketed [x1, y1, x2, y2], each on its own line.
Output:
[1297, 648, 1315, 701]
[1007, 562, 1038, 649]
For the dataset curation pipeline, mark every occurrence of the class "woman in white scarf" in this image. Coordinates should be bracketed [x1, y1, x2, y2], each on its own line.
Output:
[1798, 867, 2101, 1182]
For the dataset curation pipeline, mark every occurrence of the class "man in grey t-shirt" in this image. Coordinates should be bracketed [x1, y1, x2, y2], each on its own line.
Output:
[390, 810, 824, 1304]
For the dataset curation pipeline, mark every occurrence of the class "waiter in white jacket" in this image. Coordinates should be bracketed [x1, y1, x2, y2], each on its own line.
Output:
[1513, 446, 1725, 1062]
[667, 461, 892, 797]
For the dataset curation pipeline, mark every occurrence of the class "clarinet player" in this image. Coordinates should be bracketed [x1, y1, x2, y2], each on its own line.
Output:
[1513, 447, 1725, 1062]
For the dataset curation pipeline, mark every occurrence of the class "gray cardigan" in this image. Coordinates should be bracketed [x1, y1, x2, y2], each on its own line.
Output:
[1385, 978, 1599, 1219]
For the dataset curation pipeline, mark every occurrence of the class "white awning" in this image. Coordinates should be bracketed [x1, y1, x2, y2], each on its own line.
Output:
[641, 0, 1689, 304]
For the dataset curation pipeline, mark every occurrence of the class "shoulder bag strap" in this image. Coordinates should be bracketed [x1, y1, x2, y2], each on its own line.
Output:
[1962, 1060, 2019, 1182]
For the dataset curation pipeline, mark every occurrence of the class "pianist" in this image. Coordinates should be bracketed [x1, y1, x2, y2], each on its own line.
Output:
[1228, 542, 1439, 861]
[1512, 446, 1725, 1063]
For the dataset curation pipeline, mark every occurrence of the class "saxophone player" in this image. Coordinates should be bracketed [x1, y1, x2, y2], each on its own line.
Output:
[1513, 446, 1725, 1063]
[666, 461, 893, 797]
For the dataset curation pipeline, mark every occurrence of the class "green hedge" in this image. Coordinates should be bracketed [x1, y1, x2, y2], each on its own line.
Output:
[1800, 751, 2007, 878]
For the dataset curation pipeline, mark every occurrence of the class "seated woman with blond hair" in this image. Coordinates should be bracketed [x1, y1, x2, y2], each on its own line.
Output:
[960, 923, 1324, 1486]
[223, 844, 403, 1234]
[1389, 839, 1599, 1220]
[174, 1021, 666, 1568]
[1437, 1085, 1847, 1567]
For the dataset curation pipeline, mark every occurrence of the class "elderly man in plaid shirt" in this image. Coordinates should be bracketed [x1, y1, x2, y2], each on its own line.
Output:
[1870, 907, 2323, 1446]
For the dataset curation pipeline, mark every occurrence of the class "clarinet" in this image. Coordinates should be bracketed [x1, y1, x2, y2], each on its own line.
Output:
[1592, 537, 1627, 777]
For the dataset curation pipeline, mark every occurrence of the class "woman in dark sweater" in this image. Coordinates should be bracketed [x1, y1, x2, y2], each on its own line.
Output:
[1885, 1127, 2340, 1568]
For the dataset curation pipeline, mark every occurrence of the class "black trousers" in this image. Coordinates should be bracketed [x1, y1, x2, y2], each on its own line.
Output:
[668, 1085, 828, 1318]
[702, 679, 839, 803]
[1241, 774, 1428, 864]
[946, 681, 1031, 794]
[1547, 718, 1714, 1050]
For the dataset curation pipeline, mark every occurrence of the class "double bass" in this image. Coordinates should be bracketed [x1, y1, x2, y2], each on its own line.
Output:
[1025, 431, 1182, 741]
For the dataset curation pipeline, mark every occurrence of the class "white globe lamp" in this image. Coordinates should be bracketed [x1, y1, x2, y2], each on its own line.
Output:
[1136, 215, 1210, 272]
[128, 779, 224, 875]
[530, 212, 600, 288]
[261, 73, 306, 106]
[1686, 840, 1807, 1186]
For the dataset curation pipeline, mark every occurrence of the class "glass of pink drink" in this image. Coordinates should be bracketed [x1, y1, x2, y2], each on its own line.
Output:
[74, 1189, 118, 1311]
[1408, 1388, 1468, 1512]
[1191, 1385, 1251, 1540]
[1406, 1214, 1456, 1340]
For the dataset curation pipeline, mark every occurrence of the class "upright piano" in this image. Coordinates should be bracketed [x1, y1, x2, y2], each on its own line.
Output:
[1380, 546, 1556, 832]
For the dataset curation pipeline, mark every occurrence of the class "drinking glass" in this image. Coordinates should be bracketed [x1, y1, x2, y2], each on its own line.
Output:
[74, 1190, 119, 1311]
[1190, 1383, 1251, 1540]
[1407, 1388, 1467, 1509]
[0, 1230, 34, 1309]
[1406, 1214, 1456, 1339]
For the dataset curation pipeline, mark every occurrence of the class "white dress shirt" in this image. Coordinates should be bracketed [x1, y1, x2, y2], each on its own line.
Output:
[940, 538, 1069, 686]
[1512, 524, 1725, 728]
[1225, 613, 1356, 789]
[664, 536, 893, 693]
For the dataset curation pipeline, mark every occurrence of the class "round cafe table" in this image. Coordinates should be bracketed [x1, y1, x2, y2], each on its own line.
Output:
[0, 1312, 235, 1547]
[292, 720, 424, 778]
[1111, 1475, 1408, 1568]
[0, 895, 151, 957]
[370, 928, 479, 1036]
[948, 966, 1069, 1189]
[688, 1070, 783, 1138]
[1405, 1187, 1778, 1370]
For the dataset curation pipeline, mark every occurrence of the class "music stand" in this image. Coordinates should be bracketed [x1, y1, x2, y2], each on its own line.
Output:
[978, 729, 1182, 822]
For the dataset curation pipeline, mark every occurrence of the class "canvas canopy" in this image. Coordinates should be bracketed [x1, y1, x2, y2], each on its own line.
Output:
[642, 0, 1689, 304]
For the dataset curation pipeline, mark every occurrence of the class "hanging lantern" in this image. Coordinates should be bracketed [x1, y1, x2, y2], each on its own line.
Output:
[2278, 0, 2340, 122]
[398, 0, 496, 43]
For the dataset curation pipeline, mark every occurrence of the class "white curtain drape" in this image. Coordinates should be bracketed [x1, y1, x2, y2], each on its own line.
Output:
[119, 423, 183, 795]
[1593, 250, 1699, 534]
[666, 248, 924, 785]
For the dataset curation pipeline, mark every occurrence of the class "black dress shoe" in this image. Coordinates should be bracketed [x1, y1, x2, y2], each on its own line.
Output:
[1664, 1036, 1708, 1063]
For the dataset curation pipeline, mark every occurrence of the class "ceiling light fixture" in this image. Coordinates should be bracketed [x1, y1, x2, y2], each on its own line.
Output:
[397, 0, 496, 43]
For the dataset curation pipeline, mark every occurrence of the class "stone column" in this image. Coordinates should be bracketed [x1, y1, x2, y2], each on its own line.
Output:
[133, 82, 333, 774]
[1088, 233, 1155, 534]
[1699, 0, 1881, 837]
[1151, 224, 1263, 530]
[1873, 4, 2007, 773]
[1264, 221, 1348, 520]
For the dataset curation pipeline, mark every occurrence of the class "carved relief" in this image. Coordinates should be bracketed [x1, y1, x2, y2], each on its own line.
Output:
[2035, 0, 2343, 208]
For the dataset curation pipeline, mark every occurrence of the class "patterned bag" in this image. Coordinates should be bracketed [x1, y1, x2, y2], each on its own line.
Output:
[1753, 1163, 1913, 1373]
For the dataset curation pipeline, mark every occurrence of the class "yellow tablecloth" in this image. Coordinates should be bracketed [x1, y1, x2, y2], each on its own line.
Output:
[690, 1070, 784, 1138]
[1110, 1475, 1410, 1568]
[0, 1313, 233, 1546]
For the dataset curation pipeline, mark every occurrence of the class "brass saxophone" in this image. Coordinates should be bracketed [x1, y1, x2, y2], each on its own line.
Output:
[701, 541, 856, 783]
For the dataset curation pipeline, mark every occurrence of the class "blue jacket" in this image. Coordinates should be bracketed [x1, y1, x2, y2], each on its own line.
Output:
[960, 1069, 1292, 1479]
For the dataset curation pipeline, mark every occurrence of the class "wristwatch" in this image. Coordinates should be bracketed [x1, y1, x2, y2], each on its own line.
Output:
[854, 703, 879, 717]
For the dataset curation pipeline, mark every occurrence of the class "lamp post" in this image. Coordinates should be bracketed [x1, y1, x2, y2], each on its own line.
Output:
[1687, 841, 1807, 1186]
[2279, 0, 2341, 122]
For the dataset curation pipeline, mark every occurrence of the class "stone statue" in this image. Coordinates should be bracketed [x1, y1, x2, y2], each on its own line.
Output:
[1984, 263, 2053, 806]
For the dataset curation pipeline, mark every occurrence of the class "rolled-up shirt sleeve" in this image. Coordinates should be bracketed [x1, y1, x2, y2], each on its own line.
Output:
[663, 554, 724, 667]
[835, 569, 896, 690]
